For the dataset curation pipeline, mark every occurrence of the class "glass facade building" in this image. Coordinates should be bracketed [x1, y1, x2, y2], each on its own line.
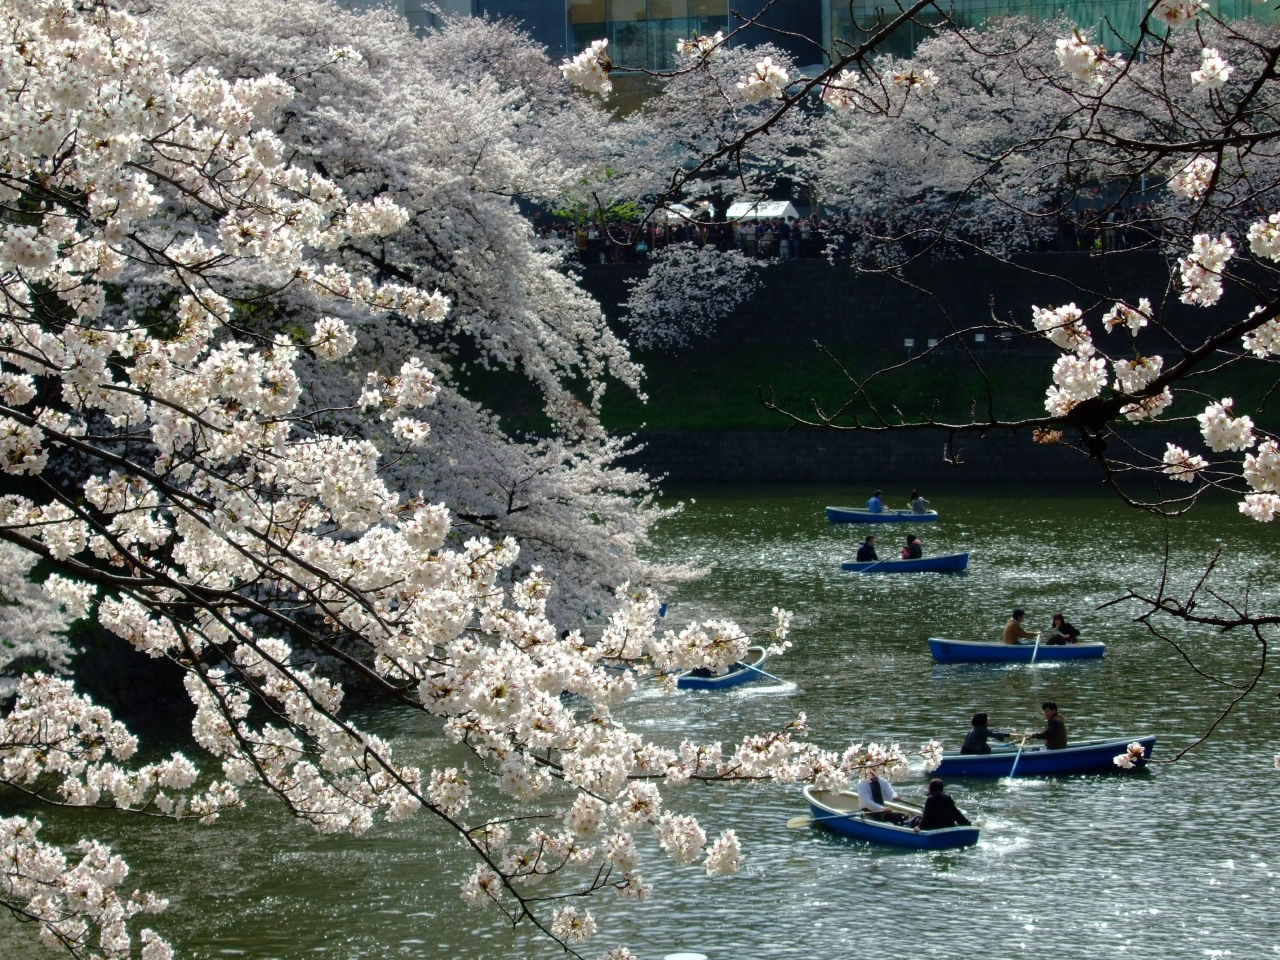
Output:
[340, 0, 1280, 71]
[568, 0, 732, 70]
[825, 0, 1280, 59]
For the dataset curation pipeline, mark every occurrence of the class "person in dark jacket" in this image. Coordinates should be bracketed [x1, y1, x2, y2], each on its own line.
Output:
[1029, 701, 1068, 749]
[1045, 613, 1080, 645]
[901, 533, 923, 559]
[855, 535, 877, 563]
[912, 779, 971, 832]
[959, 712, 1009, 754]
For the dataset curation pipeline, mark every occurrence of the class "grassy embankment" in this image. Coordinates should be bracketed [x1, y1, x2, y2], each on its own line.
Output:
[459, 338, 1280, 437]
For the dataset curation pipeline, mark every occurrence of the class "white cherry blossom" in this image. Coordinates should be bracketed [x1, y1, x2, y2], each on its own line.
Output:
[1178, 233, 1234, 306]
[737, 57, 790, 104]
[1191, 48, 1233, 89]
[1169, 156, 1216, 199]
[1198, 398, 1255, 452]
[1162, 444, 1209, 482]
[561, 40, 612, 96]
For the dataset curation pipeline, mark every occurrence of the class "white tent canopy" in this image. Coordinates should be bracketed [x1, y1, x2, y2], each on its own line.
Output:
[726, 200, 799, 221]
[658, 202, 716, 221]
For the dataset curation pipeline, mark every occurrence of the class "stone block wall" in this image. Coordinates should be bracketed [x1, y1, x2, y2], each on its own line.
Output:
[623, 426, 1197, 483]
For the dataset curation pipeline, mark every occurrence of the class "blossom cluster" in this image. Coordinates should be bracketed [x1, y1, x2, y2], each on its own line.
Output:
[0, 815, 171, 960]
[1055, 31, 1122, 87]
[821, 69, 864, 110]
[1178, 233, 1234, 306]
[737, 57, 789, 104]
[562, 39, 612, 96]
[1168, 156, 1216, 200]
[1152, 0, 1209, 28]
[1191, 48, 1233, 89]
[676, 32, 724, 60]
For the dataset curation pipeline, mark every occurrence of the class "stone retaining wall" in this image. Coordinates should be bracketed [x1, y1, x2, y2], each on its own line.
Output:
[624, 426, 1195, 483]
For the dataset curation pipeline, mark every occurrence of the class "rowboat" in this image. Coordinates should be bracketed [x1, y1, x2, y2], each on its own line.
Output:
[826, 506, 939, 524]
[928, 637, 1105, 663]
[932, 735, 1156, 777]
[802, 786, 979, 850]
[841, 553, 968, 573]
[676, 646, 768, 691]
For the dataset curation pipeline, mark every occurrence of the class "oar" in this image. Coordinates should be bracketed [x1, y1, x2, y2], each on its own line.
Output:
[1029, 631, 1042, 665]
[787, 801, 924, 829]
[1006, 734, 1031, 780]
[858, 556, 890, 574]
[737, 659, 789, 685]
[786, 810, 865, 829]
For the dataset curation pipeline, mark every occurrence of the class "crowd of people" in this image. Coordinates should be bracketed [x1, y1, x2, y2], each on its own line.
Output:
[536, 196, 1270, 267]
[536, 214, 836, 264]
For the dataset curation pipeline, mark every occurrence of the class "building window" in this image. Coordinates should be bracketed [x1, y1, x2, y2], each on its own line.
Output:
[568, 0, 728, 70]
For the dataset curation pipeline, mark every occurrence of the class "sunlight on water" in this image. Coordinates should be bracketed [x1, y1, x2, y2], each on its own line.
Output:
[2, 483, 1278, 959]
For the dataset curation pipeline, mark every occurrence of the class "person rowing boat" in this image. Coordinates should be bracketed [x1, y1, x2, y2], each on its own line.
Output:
[1003, 608, 1039, 645]
[855, 535, 877, 562]
[1016, 700, 1068, 749]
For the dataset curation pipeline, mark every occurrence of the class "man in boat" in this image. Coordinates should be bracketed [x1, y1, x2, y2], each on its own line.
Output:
[910, 779, 971, 832]
[908, 490, 931, 514]
[1028, 700, 1068, 749]
[855, 535, 877, 562]
[1045, 613, 1081, 645]
[856, 769, 908, 824]
[959, 712, 1010, 754]
[866, 489, 884, 513]
[900, 533, 923, 559]
[1002, 609, 1039, 645]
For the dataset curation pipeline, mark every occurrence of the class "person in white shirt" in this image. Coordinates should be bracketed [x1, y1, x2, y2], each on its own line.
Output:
[856, 772, 907, 823]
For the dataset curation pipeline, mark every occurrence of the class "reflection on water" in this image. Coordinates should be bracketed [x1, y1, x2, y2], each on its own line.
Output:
[2, 484, 1278, 959]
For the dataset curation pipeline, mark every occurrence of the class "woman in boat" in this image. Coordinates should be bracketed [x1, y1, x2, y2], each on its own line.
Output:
[1002, 609, 1039, 645]
[866, 489, 884, 513]
[908, 490, 931, 514]
[959, 712, 1009, 754]
[855, 535, 877, 562]
[901, 533, 923, 560]
[1045, 613, 1081, 645]
[911, 779, 971, 832]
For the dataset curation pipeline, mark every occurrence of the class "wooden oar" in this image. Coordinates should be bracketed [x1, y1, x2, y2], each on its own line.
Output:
[786, 810, 870, 829]
[787, 799, 922, 829]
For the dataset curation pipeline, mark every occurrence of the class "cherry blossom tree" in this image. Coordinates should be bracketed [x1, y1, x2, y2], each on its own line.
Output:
[622, 244, 760, 349]
[0, 542, 83, 695]
[142, 0, 683, 624]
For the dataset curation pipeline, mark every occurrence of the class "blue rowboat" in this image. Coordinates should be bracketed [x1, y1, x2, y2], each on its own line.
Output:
[841, 553, 968, 573]
[676, 646, 767, 691]
[826, 506, 939, 524]
[933, 735, 1156, 777]
[802, 786, 979, 850]
[929, 637, 1105, 663]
